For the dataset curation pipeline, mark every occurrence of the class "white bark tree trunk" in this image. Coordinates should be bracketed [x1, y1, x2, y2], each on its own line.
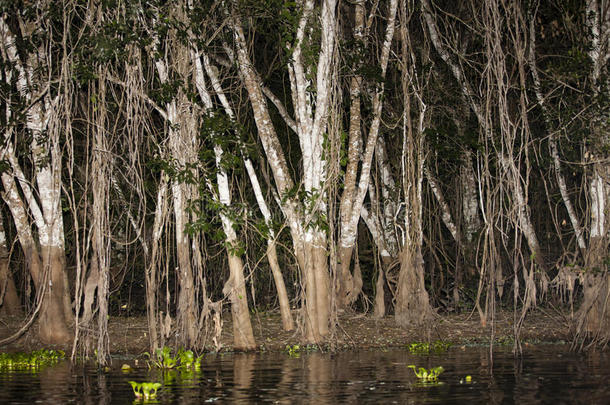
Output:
[337, 0, 398, 309]
[198, 51, 294, 332]
[576, 0, 610, 345]
[0, 15, 72, 344]
[231, 0, 337, 341]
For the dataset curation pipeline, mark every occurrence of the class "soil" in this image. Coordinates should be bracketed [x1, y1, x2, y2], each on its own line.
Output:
[0, 308, 572, 355]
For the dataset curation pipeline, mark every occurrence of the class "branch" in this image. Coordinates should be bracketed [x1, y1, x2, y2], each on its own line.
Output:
[261, 86, 297, 133]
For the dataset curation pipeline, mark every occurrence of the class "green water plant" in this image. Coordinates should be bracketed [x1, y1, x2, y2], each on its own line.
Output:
[128, 381, 162, 401]
[144, 346, 204, 371]
[121, 363, 134, 373]
[407, 340, 452, 355]
[177, 348, 204, 371]
[144, 346, 177, 369]
[0, 349, 65, 372]
[284, 343, 321, 357]
[407, 365, 445, 382]
[285, 344, 301, 357]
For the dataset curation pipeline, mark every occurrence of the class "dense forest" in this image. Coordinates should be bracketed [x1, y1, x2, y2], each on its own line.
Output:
[0, 0, 608, 364]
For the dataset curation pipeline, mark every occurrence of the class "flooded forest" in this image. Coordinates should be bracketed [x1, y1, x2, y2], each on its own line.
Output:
[0, 0, 608, 365]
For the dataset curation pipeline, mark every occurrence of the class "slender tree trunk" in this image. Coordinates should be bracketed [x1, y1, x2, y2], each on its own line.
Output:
[266, 239, 294, 330]
[149, 21, 200, 347]
[0, 214, 21, 316]
[146, 175, 169, 350]
[197, 51, 294, 332]
[91, 69, 111, 364]
[216, 146, 257, 350]
[526, 14, 586, 257]
[191, 48, 256, 349]
[395, 1, 434, 326]
[337, 0, 398, 309]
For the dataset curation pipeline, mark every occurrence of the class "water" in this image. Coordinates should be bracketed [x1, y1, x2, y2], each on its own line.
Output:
[1, 345, 608, 404]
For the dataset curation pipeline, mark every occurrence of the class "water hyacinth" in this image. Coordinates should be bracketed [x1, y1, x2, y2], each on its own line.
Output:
[0, 350, 65, 372]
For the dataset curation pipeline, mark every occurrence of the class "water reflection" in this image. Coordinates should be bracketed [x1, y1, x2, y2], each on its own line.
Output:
[232, 353, 255, 402]
[0, 347, 609, 404]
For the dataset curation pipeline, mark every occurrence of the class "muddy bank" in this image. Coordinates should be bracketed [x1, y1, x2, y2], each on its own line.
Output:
[0, 309, 571, 355]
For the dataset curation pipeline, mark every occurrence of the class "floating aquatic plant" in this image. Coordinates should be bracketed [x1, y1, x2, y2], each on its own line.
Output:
[177, 348, 204, 371]
[128, 381, 162, 401]
[285, 344, 301, 357]
[145, 346, 177, 369]
[144, 346, 203, 370]
[284, 343, 320, 357]
[407, 365, 445, 382]
[0, 349, 65, 372]
[460, 375, 473, 384]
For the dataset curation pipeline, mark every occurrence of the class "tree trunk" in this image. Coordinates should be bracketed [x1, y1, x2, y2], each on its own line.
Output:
[336, 0, 398, 309]
[395, 1, 435, 327]
[197, 51, 295, 332]
[577, 163, 610, 345]
[173, 184, 199, 347]
[231, 1, 336, 342]
[267, 240, 294, 331]
[575, 0, 610, 346]
[395, 247, 433, 326]
[0, 214, 21, 316]
[1, 14, 72, 345]
[224, 254, 257, 350]
[298, 231, 330, 342]
[38, 246, 72, 344]
[459, 150, 481, 244]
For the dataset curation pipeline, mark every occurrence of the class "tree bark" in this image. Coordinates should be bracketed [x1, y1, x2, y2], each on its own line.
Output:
[337, 0, 398, 309]
[231, 0, 337, 341]
[0, 15, 72, 344]
[394, 0, 435, 326]
[199, 51, 294, 332]
[0, 215, 21, 316]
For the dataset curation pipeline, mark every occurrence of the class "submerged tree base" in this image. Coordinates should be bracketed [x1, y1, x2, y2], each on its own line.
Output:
[0, 309, 572, 354]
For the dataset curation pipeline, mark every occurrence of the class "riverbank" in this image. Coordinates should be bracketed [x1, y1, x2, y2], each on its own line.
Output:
[1, 308, 571, 355]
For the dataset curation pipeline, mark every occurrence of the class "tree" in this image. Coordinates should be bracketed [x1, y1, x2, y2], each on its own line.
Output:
[231, 0, 337, 341]
[0, 3, 73, 344]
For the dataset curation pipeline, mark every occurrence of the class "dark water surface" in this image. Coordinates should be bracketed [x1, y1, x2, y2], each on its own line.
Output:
[1, 345, 608, 404]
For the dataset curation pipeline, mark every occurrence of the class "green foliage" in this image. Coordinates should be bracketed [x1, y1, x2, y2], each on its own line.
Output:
[407, 365, 445, 382]
[0, 349, 65, 372]
[407, 340, 452, 355]
[176, 348, 204, 371]
[284, 343, 320, 357]
[128, 381, 162, 401]
[145, 346, 177, 369]
[144, 347, 203, 371]
[285, 344, 301, 357]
